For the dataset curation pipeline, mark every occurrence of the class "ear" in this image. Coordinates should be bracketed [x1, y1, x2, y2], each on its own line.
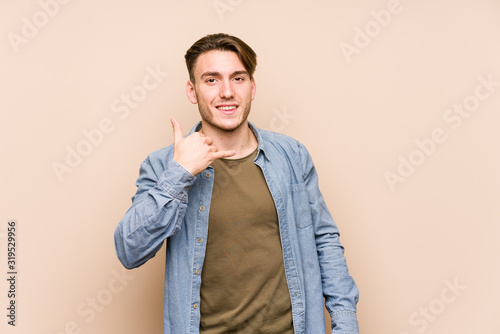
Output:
[251, 77, 256, 101]
[186, 80, 198, 104]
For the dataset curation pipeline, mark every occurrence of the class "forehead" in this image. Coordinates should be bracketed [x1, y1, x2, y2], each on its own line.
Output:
[193, 51, 246, 77]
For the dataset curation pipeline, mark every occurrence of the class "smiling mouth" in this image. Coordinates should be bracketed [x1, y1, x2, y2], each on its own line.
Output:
[216, 105, 238, 114]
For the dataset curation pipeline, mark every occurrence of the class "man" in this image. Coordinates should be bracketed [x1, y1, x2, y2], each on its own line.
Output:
[114, 33, 359, 333]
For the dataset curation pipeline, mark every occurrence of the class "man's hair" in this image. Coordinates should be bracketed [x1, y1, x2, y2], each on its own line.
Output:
[185, 33, 257, 83]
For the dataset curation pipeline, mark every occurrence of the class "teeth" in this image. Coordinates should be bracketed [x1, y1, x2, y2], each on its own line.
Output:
[217, 106, 237, 111]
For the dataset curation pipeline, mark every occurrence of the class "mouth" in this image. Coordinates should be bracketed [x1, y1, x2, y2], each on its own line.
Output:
[216, 104, 239, 115]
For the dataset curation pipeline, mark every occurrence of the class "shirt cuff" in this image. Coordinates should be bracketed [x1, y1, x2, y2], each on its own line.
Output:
[331, 309, 359, 333]
[156, 158, 195, 202]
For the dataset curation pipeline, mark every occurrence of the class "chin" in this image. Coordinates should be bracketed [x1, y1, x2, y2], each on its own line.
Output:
[213, 119, 246, 132]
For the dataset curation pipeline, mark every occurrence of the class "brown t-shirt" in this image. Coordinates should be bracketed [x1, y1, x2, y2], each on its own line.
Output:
[199, 149, 294, 334]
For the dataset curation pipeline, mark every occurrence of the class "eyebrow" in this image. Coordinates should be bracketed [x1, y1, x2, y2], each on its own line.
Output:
[200, 70, 249, 79]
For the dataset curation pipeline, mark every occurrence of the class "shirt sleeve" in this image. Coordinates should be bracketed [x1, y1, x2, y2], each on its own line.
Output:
[114, 156, 196, 269]
[298, 143, 360, 333]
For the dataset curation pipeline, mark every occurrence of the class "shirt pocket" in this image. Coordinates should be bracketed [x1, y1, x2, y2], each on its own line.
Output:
[289, 183, 313, 228]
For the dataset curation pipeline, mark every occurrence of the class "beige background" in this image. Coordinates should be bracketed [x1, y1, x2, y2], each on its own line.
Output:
[1, 0, 499, 333]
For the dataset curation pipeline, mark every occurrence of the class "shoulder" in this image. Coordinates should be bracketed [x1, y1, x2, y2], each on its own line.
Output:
[255, 126, 310, 160]
[253, 125, 317, 182]
[147, 144, 174, 162]
[138, 144, 174, 178]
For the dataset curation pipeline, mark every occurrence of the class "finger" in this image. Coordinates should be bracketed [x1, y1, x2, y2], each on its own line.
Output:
[212, 150, 236, 160]
[171, 118, 184, 146]
[205, 136, 214, 145]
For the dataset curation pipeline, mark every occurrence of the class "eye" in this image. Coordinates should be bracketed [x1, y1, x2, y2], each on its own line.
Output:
[206, 78, 216, 83]
[234, 77, 244, 82]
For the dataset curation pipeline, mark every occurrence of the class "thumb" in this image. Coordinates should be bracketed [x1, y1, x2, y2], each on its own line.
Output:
[171, 118, 183, 145]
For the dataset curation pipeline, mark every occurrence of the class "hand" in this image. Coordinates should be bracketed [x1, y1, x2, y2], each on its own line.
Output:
[171, 119, 235, 175]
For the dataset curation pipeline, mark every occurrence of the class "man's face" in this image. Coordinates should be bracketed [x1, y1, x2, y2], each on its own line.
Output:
[186, 50, 256, 133]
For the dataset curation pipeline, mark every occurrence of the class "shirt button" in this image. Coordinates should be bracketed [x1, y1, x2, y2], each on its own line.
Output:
[193, 304, 198, 309]
[200, 206, 205, 211]
[198, 238, 203, 243]
[206, 173, 211, 178]
[195, 270, 200, 275]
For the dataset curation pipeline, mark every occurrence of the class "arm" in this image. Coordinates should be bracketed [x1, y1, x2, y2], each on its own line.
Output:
[114, 119, 235, 269]
[300, 143, 360, 333]
[114, 156, 195, 269]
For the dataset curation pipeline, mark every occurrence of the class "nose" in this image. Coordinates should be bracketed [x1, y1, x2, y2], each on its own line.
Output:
[219, 79, 234, 99]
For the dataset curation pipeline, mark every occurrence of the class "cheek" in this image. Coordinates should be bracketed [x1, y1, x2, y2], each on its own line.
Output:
[199, 89, 217, 103]
[236, 86, 254, 100]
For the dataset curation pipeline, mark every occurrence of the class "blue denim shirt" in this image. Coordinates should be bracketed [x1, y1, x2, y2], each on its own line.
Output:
[114, 122, 359, 334]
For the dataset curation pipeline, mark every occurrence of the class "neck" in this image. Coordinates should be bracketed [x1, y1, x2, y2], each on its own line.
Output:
[200, 120, 258, 159]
